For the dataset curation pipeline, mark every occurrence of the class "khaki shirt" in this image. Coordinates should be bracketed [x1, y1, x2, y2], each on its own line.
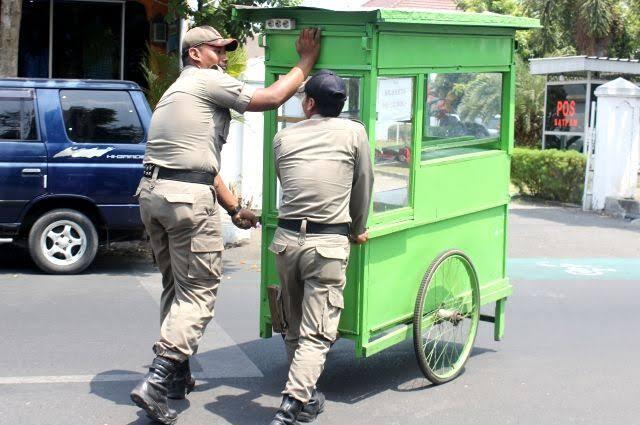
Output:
[273, 115, 374, 235]
[144, 65, 256, 174]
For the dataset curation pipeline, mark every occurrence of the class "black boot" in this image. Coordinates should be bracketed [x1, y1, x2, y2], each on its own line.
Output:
[297, 390, 325, 423]
[167, 359, 196, 400]
[269, 395, 303, 425]
[130, 356, 179, 425]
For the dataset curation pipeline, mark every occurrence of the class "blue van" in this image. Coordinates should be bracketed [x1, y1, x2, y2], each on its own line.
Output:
[0, 79, 151, 274]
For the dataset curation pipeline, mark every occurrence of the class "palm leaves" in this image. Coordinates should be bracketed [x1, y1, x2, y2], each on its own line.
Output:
[458, 74, 503, 123]
[514, 57, 545, 147]
[141, 45, 181, 110]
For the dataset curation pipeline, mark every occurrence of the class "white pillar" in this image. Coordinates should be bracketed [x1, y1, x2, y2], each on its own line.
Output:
[591, 78, 640, 210]
[218, 57, 266, 245]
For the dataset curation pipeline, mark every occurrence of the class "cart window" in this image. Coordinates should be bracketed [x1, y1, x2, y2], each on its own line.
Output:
[276, 76, 361, 132]
[424, 73, 502, 152]
[373, 77, 413, 213]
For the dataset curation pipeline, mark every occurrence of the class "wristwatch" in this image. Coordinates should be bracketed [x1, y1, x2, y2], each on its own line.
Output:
[227, 205, 242, 217]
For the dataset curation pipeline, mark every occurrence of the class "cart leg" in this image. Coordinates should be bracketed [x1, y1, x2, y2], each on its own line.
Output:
[260, 320, 273, 339]
[494, 298, 507, 341]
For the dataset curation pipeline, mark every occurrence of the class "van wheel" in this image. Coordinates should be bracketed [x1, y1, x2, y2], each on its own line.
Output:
[28, 209, 98, 274]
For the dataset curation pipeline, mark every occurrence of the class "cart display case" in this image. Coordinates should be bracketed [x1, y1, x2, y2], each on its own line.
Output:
[233, 6, 539, 383]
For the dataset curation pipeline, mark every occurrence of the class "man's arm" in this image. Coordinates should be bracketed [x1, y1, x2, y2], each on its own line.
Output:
[245, 28, 321, 112]
[349, 126, 374, 244]
[214, 174, 257, 229]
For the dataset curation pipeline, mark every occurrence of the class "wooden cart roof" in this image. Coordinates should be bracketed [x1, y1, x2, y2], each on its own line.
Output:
[233, 6, 540, 30]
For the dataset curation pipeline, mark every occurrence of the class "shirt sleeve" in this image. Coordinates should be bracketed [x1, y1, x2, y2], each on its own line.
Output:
[204, 70, 256, 114]
[349, 125, 374, 236]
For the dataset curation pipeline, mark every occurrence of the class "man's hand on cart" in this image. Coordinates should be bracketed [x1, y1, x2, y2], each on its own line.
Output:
[232, 208, 259, 230]
[350, 231, 369, 245]
[296, 27, 321, 66]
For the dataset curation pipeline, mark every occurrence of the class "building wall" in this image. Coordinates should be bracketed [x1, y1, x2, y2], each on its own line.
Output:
[17, 0, 172, 87]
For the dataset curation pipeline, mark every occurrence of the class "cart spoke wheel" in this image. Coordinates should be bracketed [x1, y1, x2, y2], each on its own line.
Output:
[413, 250, 480, 384]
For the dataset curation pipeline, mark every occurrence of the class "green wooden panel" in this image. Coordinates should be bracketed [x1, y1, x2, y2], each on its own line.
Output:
[378, 33, 512, 69]
[415, 151, 510, 223]
[266, 32, 371, 69]
[361, 206, 507, 334]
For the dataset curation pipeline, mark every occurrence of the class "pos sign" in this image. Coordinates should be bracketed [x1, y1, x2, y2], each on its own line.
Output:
[545, 84, 588, 133]
[555, 100, 577, 128]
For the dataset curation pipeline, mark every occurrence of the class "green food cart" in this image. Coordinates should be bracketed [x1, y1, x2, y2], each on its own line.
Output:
[233, 6, 539, 384]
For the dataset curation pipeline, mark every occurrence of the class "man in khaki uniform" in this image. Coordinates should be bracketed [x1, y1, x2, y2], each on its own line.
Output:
[130, 26, 321, 425]
[268, 70, 374, 425]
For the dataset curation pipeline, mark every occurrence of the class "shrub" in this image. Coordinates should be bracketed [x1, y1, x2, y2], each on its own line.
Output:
[511, 148, 586, 204]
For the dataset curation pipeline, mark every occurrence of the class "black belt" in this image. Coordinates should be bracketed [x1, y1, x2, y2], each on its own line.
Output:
[278, 219, 349, 236]
[144, 164, 216, 186]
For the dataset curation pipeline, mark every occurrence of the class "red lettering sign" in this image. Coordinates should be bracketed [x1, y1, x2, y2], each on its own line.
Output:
[554, 100, 577, 128]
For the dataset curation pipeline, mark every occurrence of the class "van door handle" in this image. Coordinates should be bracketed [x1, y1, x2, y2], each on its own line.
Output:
[22, 168, 42, 175]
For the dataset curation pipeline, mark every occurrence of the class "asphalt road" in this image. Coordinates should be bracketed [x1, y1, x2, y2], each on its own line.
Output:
[1, 200, 639, 425]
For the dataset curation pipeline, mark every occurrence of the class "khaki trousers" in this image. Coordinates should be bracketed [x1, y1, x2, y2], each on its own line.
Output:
[269, 226, 350, 403]
[137, 176, 223, 362]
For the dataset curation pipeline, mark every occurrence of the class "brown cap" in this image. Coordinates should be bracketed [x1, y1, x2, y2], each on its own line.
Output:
[182, 25, 238, 52]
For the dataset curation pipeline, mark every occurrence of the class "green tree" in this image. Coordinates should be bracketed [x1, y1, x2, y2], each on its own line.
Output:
[168, 0, 301, 44]
[520, 0, 638, 58]
[144, 1, 294, 107]
[513, 56, 545, 147]
[458, 0, 640, 58]
[455, 0, 520, 14]
[0, 0, 23, 77]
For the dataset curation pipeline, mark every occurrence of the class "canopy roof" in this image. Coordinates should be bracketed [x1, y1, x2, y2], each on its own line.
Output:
[530, 56, 640, 76]
[233, 6, 540, 30]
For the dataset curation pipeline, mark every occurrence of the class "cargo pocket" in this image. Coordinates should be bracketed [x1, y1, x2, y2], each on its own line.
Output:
[164, 193, 196, 226]
[188, 235, 221, 279]
[268, 242, 287, 255]
[164, 193, 195, 203]
[315, 245, 348, 282]
[188, 190, 222, 279]
[321, 287, 344, 341]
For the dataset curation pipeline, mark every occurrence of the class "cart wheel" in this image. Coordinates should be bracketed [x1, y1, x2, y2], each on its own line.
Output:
[413, 250, 480, 384]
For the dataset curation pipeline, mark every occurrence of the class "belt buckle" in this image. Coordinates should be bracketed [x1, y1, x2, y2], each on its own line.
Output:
[298, 219, 307, 246]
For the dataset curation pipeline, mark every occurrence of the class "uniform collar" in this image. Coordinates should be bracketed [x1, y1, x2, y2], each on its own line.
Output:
[310, 114, 325, 119]
[183, 64, 224, 73]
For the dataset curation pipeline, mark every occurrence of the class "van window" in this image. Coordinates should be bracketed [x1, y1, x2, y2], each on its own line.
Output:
[0, 89, 38, 141]
[60, 90, 144, 143]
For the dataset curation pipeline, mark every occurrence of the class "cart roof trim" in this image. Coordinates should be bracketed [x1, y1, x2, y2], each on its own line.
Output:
[233, 6, 540, 30]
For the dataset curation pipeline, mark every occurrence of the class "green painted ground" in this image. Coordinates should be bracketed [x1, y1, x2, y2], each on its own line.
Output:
[508, 258, 640, 280]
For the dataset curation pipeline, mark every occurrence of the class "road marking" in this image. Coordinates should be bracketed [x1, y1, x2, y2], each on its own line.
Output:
[508, 258, 640, 280]
[0, 368, 254, 385]
[136, 274, 264, 379]
[0, 273, 264, 386]
[0, 373, 143, 385]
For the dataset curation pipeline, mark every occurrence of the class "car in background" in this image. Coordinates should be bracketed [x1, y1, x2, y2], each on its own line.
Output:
[0, 79, 151, 274]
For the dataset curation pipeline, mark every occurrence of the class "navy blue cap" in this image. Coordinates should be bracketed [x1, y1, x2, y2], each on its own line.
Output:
[304, 69, 347, 105]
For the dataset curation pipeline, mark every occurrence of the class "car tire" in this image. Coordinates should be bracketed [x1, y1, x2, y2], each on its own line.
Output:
[28, 209, 98, 274]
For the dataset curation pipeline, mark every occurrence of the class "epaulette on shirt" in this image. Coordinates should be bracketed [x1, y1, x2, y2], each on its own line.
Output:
[348, 118, 365, 127]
